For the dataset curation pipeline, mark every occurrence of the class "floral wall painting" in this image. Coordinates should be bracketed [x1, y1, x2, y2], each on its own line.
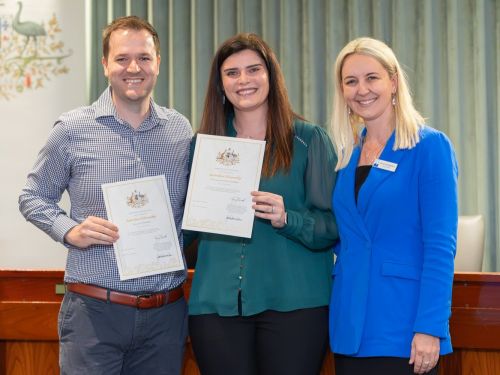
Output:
[0, 0, 84, 270]
[0, 0, 72, 99]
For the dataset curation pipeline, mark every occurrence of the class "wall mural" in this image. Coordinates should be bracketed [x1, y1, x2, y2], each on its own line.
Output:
[0, 1, 72, 100]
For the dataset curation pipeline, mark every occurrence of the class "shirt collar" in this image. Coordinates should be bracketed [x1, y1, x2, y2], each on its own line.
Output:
[93, 86, 168, 130]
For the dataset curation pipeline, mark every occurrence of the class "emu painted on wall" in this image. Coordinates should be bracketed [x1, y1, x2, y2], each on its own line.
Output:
[0, 1, 72, 99]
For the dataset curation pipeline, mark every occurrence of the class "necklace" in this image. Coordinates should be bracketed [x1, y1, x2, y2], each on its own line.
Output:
[361, 140, 385, 165]
[233, 119, 266, 140]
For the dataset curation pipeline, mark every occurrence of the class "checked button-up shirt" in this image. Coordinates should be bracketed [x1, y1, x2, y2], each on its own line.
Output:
[19, 87, 193, 293]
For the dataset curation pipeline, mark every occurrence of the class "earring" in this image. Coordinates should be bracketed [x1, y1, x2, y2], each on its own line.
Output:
[347, 106, 352, 115]
[392, 94, 396, 106]
[222, 94, 226, 105]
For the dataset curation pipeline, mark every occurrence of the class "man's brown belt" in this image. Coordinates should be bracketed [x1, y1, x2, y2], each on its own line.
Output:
[66, 283, 184, 309]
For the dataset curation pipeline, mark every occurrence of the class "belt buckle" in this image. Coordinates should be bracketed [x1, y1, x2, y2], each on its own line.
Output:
[136, 294, 152, 308]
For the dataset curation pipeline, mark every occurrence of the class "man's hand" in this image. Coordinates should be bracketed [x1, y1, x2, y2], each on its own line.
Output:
[64, 216, 119, 249]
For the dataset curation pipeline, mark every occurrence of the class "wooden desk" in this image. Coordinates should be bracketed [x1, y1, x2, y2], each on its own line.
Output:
[438, 272, 500, 374]
[1, 271, 499, 374]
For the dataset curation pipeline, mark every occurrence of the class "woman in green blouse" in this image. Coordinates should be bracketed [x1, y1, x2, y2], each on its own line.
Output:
[186, 33, 338, 375]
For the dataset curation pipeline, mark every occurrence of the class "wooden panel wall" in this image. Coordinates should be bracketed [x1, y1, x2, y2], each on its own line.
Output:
[1, 271, 499, 375]
[0, 341, 59, 375]
[0, 271, 63, 375]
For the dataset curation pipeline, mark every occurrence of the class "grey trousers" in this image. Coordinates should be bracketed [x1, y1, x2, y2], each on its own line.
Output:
[58, 290, 188, 375]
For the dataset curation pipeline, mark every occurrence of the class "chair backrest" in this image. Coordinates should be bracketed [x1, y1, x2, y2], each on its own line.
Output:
[455, 215, 485, 272]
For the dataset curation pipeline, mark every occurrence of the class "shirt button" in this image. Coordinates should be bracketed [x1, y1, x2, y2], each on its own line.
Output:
[238, 276, 243, 280]
[136, 157, 141, 161]
[241, 255, 245, 259]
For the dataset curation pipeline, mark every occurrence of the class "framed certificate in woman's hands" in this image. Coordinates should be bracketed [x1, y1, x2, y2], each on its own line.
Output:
[182, 134, 265, 238]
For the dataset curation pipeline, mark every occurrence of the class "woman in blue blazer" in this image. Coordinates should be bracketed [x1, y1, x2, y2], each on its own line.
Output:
[329, 37, 458, 374]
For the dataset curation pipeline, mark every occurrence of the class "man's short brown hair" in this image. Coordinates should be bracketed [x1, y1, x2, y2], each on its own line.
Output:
[102, 16, 160, 59]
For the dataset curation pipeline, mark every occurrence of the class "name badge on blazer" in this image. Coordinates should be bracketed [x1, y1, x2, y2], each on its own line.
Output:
[373, 159, 398, 172]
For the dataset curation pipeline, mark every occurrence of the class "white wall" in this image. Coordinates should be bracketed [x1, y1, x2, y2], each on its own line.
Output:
[0, 0, 87, 269]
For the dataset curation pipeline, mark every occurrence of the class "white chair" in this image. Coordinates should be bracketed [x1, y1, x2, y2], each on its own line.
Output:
[454, 215, 485, 272]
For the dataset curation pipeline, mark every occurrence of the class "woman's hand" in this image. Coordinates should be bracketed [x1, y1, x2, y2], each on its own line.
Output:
[251, 191, 287, 228]
[409, 333, 440, 374]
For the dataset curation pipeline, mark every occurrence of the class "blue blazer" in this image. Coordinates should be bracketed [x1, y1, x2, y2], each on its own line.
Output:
[329, 126, 458, 357]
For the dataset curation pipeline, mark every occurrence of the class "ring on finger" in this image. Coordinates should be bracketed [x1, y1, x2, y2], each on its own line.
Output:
[271, 206, 274, 214]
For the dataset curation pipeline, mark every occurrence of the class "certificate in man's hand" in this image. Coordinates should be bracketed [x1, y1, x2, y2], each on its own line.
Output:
[102, 176, 184, 280]
[182, 134, 265, 238]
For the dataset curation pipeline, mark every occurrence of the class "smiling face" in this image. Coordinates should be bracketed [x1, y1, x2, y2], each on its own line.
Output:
[102, 28, 160, 109]
[341, 53, 397, 126]
[220, 49, 270, 114]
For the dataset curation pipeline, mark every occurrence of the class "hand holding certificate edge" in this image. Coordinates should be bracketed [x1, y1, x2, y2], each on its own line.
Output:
[65, 216, 119, 249]
[251, 191, 287, 228]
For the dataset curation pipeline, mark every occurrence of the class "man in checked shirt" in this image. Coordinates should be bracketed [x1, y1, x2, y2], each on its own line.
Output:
[19, 16, 192, 375]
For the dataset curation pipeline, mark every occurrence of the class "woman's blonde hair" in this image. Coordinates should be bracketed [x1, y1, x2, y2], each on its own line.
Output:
[330, 37, 424, 170]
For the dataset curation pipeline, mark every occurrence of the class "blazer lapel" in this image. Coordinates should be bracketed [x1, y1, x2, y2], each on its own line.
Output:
[335, 146, 371, 241]
[357, 131, 406, 213]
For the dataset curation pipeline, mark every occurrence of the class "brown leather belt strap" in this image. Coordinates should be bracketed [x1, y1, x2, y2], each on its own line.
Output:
[66, 283, 184, 309]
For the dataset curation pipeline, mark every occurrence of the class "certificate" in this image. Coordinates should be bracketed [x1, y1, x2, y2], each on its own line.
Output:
[182, 134, 265, 238]
[102, 176, 184, 280]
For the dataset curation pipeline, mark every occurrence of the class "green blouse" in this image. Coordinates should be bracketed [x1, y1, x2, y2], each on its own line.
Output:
[186, 119, 338, 316]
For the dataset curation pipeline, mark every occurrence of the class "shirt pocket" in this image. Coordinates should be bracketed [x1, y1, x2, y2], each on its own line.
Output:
[381, 261, 421, 281]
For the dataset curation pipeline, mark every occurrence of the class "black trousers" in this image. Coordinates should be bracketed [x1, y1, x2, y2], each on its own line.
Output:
[189, 306, 329, 375]
[334, 354, 439, 375]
